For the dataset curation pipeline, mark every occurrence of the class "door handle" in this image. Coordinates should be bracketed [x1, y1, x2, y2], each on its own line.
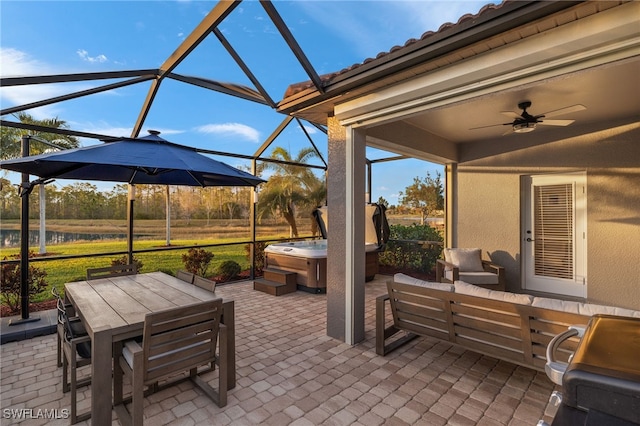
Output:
[526, 237, 534, 242]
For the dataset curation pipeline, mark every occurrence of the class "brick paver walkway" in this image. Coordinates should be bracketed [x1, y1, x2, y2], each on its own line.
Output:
[1, 276, 558, 425]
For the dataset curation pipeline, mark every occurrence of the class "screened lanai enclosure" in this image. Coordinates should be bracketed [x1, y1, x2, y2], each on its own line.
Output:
[0, 0, 432, 322]
[3, 0, 638, 346]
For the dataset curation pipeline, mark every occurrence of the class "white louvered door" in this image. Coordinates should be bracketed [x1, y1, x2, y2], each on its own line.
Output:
[523, 173, 587, 297]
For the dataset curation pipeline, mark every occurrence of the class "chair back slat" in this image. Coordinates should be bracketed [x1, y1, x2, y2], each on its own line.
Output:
[148, 310, 217, 335]
[142, 299, 222, 385]
[147, 340, 213, 375]
[193, 275, 216, 292]
[176, 270, 195, 284]
[87, 264, 137, 280]
[149, 322, 215, 348]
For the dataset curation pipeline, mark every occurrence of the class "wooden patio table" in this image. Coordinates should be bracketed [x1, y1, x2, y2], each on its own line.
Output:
[64, 271, 235, 426]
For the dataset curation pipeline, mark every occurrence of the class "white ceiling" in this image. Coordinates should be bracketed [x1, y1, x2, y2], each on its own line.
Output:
[402, 59, 640, 145]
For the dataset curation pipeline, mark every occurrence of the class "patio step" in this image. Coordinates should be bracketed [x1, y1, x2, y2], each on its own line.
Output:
[254, 268, 297, 296]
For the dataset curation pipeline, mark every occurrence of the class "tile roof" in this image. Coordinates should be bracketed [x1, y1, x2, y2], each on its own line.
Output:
[283, 1, 507, 98]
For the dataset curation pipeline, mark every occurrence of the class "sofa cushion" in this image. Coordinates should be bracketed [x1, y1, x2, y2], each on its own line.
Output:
[394, 273, 454, 292]
[580, 303, 640, 318]
[531, 297, 581, 314]
[454, 281, 533, 305]
[532, 297, 640, 318]
[444, 248, 484, 272]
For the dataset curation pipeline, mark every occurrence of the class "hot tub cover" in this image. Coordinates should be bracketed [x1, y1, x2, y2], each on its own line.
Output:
[312, 203, 390, 250]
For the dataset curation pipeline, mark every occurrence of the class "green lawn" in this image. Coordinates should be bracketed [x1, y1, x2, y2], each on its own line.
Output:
[2, 239, 255, 303]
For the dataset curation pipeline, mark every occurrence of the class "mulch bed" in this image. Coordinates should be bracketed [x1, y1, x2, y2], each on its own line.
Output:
[1, 299, 58, 318]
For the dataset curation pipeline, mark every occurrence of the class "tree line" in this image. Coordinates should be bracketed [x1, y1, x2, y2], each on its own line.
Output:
[0, 180, 254, 222]
[1, 113, 444, 233]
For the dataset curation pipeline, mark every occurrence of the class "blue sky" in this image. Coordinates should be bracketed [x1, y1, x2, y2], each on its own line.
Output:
[1, 0, 489, 205]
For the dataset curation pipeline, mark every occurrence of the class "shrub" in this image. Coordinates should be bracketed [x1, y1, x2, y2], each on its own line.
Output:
[0, 251, 48, 314]
[379, 224, 443, 273]
[245, 242, 267, 275]
[217, 260, 241, 281]
[111, 255, 144, 273]
[182, 248, 214, 277]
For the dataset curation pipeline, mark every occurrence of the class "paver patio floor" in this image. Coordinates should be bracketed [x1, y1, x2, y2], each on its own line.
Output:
[1, 275, 558, 425]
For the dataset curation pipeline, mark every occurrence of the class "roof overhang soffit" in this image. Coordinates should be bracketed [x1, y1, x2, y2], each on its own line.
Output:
[334, 2, 640, 129]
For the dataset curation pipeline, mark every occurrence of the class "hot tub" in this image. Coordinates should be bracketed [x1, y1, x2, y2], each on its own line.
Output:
[264, 240, 380, 292]
[265, 239, 330, 258]
[264, 204, 389, 293]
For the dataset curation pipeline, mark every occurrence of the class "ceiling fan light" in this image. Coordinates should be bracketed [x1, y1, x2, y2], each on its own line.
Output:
[513, 122, 536, 133]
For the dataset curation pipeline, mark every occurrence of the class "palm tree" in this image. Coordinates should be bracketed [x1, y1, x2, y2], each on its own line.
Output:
[0, 112, 79, 160]
[1, 112, 80, 253]
[257, 147, 326, 237]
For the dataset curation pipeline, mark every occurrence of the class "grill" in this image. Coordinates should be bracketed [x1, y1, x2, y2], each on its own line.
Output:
[544, 314, 640, 425]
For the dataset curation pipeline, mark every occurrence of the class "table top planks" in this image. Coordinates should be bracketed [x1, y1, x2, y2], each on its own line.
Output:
[65, 271, 223, 339]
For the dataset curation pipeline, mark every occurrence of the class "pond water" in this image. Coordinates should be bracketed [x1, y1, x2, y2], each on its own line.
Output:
[0, 230, 128, 248]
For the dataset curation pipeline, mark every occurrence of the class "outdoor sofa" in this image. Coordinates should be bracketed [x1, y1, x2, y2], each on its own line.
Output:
[376, 273, 640, 372]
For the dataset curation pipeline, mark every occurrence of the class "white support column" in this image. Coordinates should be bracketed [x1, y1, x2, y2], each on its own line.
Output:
[326, 116, 366, 344]
[445, 163, 457, 248]
[345, 125, 366, 344]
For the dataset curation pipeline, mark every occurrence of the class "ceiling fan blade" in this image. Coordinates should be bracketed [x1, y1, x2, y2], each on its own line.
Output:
[469, 123, 510, 131]
[500, 111, 521, 119]
[538, 119, 575, 126]
[541, 104, 586, 118]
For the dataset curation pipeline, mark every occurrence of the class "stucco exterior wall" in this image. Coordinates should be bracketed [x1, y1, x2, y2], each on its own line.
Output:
[454, 123, 640, 310]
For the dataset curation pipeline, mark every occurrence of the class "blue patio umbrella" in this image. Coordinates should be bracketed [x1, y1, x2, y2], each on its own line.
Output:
[0, 130, 264, 322]
[0, 130, 265, 187]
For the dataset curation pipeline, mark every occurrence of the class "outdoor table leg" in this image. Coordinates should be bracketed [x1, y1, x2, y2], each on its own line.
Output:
[222, 300, 236, 390]
[91, 327, 114, 426]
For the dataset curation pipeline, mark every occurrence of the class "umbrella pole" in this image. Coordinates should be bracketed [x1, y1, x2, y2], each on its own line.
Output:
[127, 185, 135, 265]
[11, 136, 40, 325]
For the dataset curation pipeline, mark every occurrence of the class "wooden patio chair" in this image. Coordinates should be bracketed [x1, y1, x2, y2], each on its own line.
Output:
[86, 264, 137, 280]
[194, 275, 216, 292]
[436, 247, 505, 291]
[52, 287, 85, 367]
[176, 269, 195, 284]
[59, 298, 92, 424]
[113, 300, 228, 426]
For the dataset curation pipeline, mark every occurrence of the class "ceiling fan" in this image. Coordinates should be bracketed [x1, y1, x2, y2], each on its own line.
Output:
[470, 101, 586, 134]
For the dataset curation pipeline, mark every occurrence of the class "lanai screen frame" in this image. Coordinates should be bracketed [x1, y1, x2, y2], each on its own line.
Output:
[0, 0, 411, 320]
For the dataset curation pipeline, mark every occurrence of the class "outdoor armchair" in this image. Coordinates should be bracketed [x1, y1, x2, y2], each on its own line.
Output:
[194, 275, 216, 292]
[176, 269, 195, 284]
[59, 298, 92, 424]
[113, 299, 228, 426]
[52, 287, 85, 368]
[86, 263, 137, 280]
[436, 247, 505, 291]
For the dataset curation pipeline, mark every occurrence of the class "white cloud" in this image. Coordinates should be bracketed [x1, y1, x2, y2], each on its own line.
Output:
[1, 47, 51, 76]
[302, 125, 317, 135]
[294, 1, 488, 60]
[0, 48, 65, 119]
[0, 48, 124, 121]
[76, 49, 108, 63]
[195, 123, 260, 143]
[397, 1, 488, 33]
